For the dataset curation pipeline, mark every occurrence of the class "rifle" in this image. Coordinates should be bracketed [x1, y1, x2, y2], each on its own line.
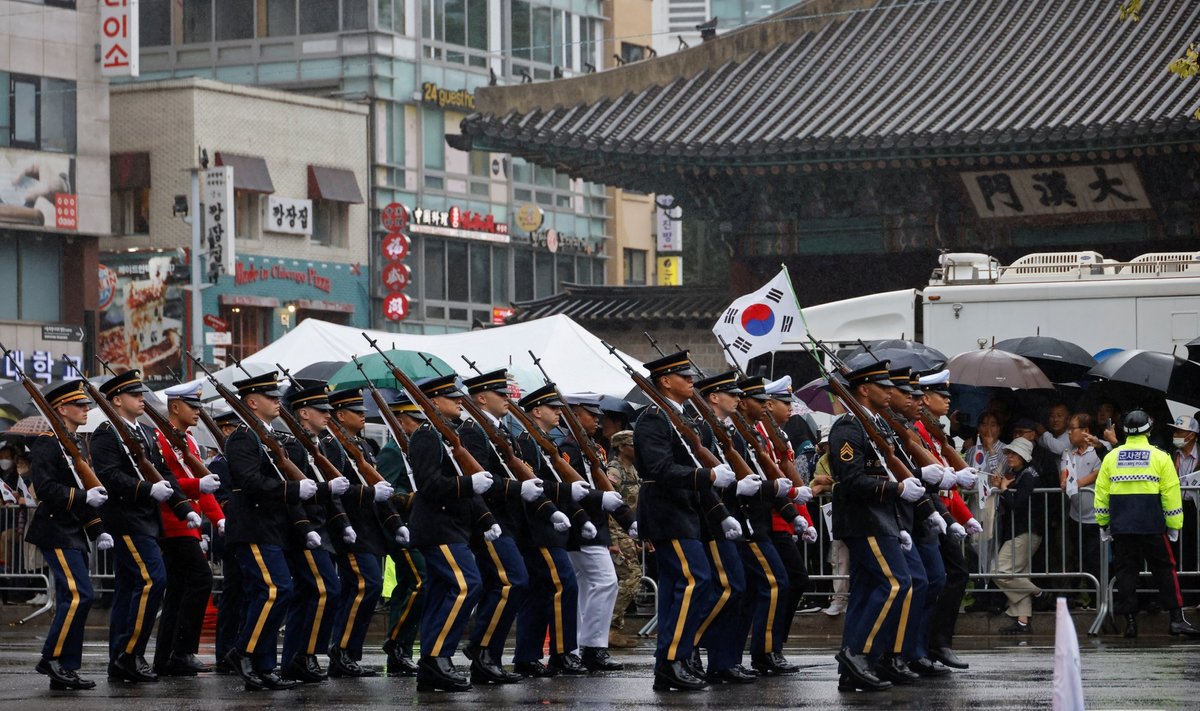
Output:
[362, 334, 486, 476]
[269, 364, 346, 482]
[919, 412, 971, 471]
[600, 340, 723, 470]
[0, 344, 103, 491]
[353, 355, 409, 455]
[528, 350, 616, 492]
[188, 354, 309, 483]
[844, 341, 944, 470]
[460, 355, 584, 484]
[100, 357, 215, 482]
[168, 367, 226, 452]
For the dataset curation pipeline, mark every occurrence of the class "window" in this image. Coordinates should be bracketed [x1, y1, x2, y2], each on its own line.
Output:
[423, 237, 446, 299]
[424, 0, 486, 63]
[215, 0, 253, 40]
[621, 42, 647, 64]
[140, 0, 172, 46]
[343, 0, 368, 30]
[235, 191, 260, 240]
[10, 75, 38, 148]
[111, 188, 150, 235]
[40, 78, 75, 154]
[378, 0, 404, 33]
[299, 0, 338, 34]
[183, 0, 213, 43]
[514, 249, 533, 302]
[266, 0, 297, 36]
[470, 243, 490, 303]
[446, 240, 468, 301]
[623, 248, 647, 285]
[535, 251, 554, 298]
[492, 248, 509, 302]
[511, 0, 531, 60]
[3, 74, 76, 153]
[0, 233, 61, 321]
[220, 305, 271, 362]
[311, 200, 347, 247]
[422, 108, 444, 170]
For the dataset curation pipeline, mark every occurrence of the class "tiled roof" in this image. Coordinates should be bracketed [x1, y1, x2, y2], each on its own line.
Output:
[511, 284, 728, 325]
[455, 0, 1200, 186]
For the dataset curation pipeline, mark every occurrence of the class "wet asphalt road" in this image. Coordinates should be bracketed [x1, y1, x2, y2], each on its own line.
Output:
[0, 634, 1197, 710]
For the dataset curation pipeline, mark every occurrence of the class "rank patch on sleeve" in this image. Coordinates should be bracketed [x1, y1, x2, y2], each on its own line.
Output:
[839, 442, 854, 462]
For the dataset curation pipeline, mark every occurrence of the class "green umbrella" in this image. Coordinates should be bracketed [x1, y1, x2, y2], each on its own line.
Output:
[328, 349, 453, 390]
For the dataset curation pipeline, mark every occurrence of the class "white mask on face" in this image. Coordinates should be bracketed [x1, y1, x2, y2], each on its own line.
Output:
[1173, 437, 1188, 450]
[0, 459, 11, 471]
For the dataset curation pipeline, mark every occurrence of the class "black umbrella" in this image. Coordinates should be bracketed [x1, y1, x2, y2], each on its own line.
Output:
[995, 336, 1098, 384]
[843, 340, 949, 373]
[1087, 349, 1200, 408]
[1186, 337, 1200, 363]
[293, 360, 348, 381]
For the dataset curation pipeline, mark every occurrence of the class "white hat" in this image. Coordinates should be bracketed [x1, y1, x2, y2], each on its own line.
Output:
[764, 375, 795, 402]
[1171, 416, 1199, 434]
[163, 381, 203, 405]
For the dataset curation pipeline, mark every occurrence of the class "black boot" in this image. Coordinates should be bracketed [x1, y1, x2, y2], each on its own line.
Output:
[874, 655, 919, 685]
[283, 654, 325, 683]
[907, 657, 952, 677]
[652, 660, 708, 691]
[108, 652, 156, 683]
[581, 647, 624, 672]
[927, 647, 968, 670]
[383, 639, 418, 676]
[685, 648, 705, 679]
[548, 652, 587, 675]
[1169, 608, 1200, 637]
[224, 649, 265, 691]
[514, 659, 558, 678]
[417, 656, 472, 692]
[1124, 614, 1138, 639]
[36, 658, 94, 690]
[769, 652, 800, 674]
[706, 665, 756, 684]
[834, 649, 891, 692]
[470, 648, 521, 684]
[258, 669, 298, 690]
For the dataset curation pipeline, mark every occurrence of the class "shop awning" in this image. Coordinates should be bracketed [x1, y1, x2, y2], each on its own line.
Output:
[111, 152, 150, 190]
[308, 165, 363, 204]
[219, 294, 280, 308]
[214, 152, 275, 194]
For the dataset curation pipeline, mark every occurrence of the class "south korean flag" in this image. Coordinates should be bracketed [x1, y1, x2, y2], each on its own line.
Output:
[712, 267, 802, 370]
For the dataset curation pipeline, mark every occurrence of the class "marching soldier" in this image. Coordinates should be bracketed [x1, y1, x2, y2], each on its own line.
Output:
[27, 380, 111, 690]
[90, 370, 199, 683]
[151, 383, 225, 676]
[208, 410, 245, 674]
[223, 371, 318, 691]
[378, 395, 425, 676]
[605, 430, 642, 648]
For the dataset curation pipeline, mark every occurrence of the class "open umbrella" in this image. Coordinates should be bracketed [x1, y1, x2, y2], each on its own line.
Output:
[843, 341, 948, 373]
[1186, 337, 1200, 363]
[947, 349, 1054, 390]
[795, 376, 837, 415]
[7, 414, 50, 436]
[1087, 349, 1200, 408]
[995, 336, 1098, 383]
[328, 350, 452, 390]
[293, 360, 348, 381]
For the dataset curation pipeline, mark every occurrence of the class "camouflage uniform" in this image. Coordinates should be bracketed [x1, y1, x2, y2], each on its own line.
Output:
[606, 456, 641, 632]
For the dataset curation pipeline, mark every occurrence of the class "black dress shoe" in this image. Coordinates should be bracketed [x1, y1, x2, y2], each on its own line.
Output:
[283, 654, 326, 683]
[875, 655, 919, 685]
[383, 640, 418, 676]
[548, 652, 588, 675]
[999, 619, 1032, 635]
[258, 670, 298, 690]
[1124, 614, 1139, 639]
[470, 649, 521, 684]
[417, 656, 472, 692]
[706, 666, 756, 684]
[838, 672, 892, 692]
[834, 649, 891, 692]
[751, 652, 798, 676]
[733, 663, 759, 677]
[686, 648, 705, 679]
[37, 658, 93, 690]
[769, 652, 800, 674]
[1169, 608, 1200, 637]
[136, 655, 159, 681]
[328, 647, 375, 677]
[907, 657, 951, 677]
[172, 653, 211, 674]
[60, 668, 97, 691]
[653, 660, 708, 691]
[225, 649, 265, 691]
[928, 647, 968, 670]
[108, 653, 156, 683]
[514, 660, 559, 678]
[214, 658, 235, 675]
[581, 647, 624, 671]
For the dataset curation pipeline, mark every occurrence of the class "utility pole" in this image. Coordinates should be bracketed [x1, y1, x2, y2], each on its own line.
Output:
[186, 147, 209, 376]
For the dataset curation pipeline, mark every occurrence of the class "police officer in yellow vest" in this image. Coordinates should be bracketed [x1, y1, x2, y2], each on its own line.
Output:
[1095, 409, 1200, 638]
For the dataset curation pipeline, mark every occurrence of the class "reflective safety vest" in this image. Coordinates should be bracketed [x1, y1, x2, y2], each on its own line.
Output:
[1094, 434, 1183, 535]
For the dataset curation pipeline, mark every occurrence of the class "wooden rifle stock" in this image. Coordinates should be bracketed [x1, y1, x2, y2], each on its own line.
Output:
[167, 367, 226, 452]
[274, 368, 346, 482]
[729, 410, 789, 482]
[360, 377, 410, 455]
[877, 408, 941, 468]
[457, 397, 537, 482]
[139, 399, 215, 480]
[68, 364, 167, 486]
[756, 412, 807, 487]
[498, 401, 585, 484]
[526, 350, 615, 491]
[326, 418, 384, 486]
[919, 412, 970, 470]
[823, 373, 913, 481]
[688, 393, 756, 481]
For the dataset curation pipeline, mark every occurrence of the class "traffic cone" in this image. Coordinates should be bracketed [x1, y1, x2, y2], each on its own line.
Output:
[1053, 597, 1084, 711]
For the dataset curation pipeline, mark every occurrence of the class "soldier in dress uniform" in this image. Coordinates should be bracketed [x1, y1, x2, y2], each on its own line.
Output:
[208, 410, 244, 675]
[151, 383, 225, 677]
[326, 386, 404, 677]
[378, 395, 425, 677]
[408, 374, 496, 692]
[278, 379, 351, 683]
[604, 430, 642, 649]
[223, 371, 319, 691]
[26, 380, 111, 690]
[90, 369, 200, 683]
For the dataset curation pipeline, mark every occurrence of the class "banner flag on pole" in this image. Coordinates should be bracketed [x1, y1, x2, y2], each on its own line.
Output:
[1052, 596, 1085, 711]
[712, 267, 801, 371]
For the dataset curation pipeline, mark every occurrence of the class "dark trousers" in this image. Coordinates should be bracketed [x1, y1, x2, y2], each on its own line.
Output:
[929, 533, 969, 650]
[109, 534, 167, 660]
[1066, 519, 1102, 600]
[515, 545, 578, 662]
[648, 538, 712, 665]
[842, 536, 911, 665]
[1113, 533, 1184, 615]
[234, 543, 293, 673]
[215, 542, 244, 660]
[331, 552, 383, 660]
[387, 547, 426, 655]
[905, 537, 945, 662]
[768, 531, 808, 651]
[738, 539, 789, 657]
[419, 543, 482, 659]
[695, 538, 746, 672]
[469, 535, 530, 659]
[41, 547, 94, 670]
[153, 536, 214, 667]
[281, 547, 341, 667]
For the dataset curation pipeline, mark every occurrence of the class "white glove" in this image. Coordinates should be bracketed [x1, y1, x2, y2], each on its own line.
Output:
[737, 474, 764, 497]
[601, 490, 624, 512]
[793, 515, 808, 534]
[570, 480, 592, 502]
[802, 526, 818, 543]
[298, 479, 318, 500]
[927, 512, 947, 536]
[343, 527, 358, 544]
[920, 463, 944, 485]
[328, 476, 350, 496]
[395, 526, 410, 546]
[471, 471, 494, 494]
[898, 478, 925, 502]
[721, 516, 742, 541]
[550, 510, 571, 532]
[185, 511, 202, 529]
[774, 478, 792, 497]
[1169, 528, 1180, 542]
[938, 466, 958, 491]
[85, 487, 108, 508]
[305, 531, 322, 549]
[955, 467, 978, 490]
[199, 535, 210, 553]
[791, 485, 814, 505]
[628, 521, 639, 540]
[1099, 527, 1112, 543]
[580, 521, 597, 540]
[97, 532, 114, 551]
[948, 522, 967, 541]
[520, 478, 544, 502]
[374, 480, 394, 502]
[899, 530, 913, 551]
[217, 518, 226, 536]
[150, 480, 174, 502]
[712, 464, 736, 488]
[964, 518, 983, 535]
[484, 523, 502, 541]
[198, 473, 221, 494]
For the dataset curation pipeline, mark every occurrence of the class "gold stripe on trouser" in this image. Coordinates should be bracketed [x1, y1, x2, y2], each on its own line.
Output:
[480, 540, 512, 648]
[304, 550, 328, 654]
[389, 551, 423, 640]
[52, 549, 81, 658]
[666, 540, 697, 661]
[122, 535, 154, 655]
[540, 547, 566, 654]
[339, 554, 366, 649]
[694, 541, 730, 644]
[430, 545, 469, 657]
[893, 582, 915, 654]
[747, 542, 779, 653]
[863, 536, 901, 655]
[246, 544, 279, 654]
